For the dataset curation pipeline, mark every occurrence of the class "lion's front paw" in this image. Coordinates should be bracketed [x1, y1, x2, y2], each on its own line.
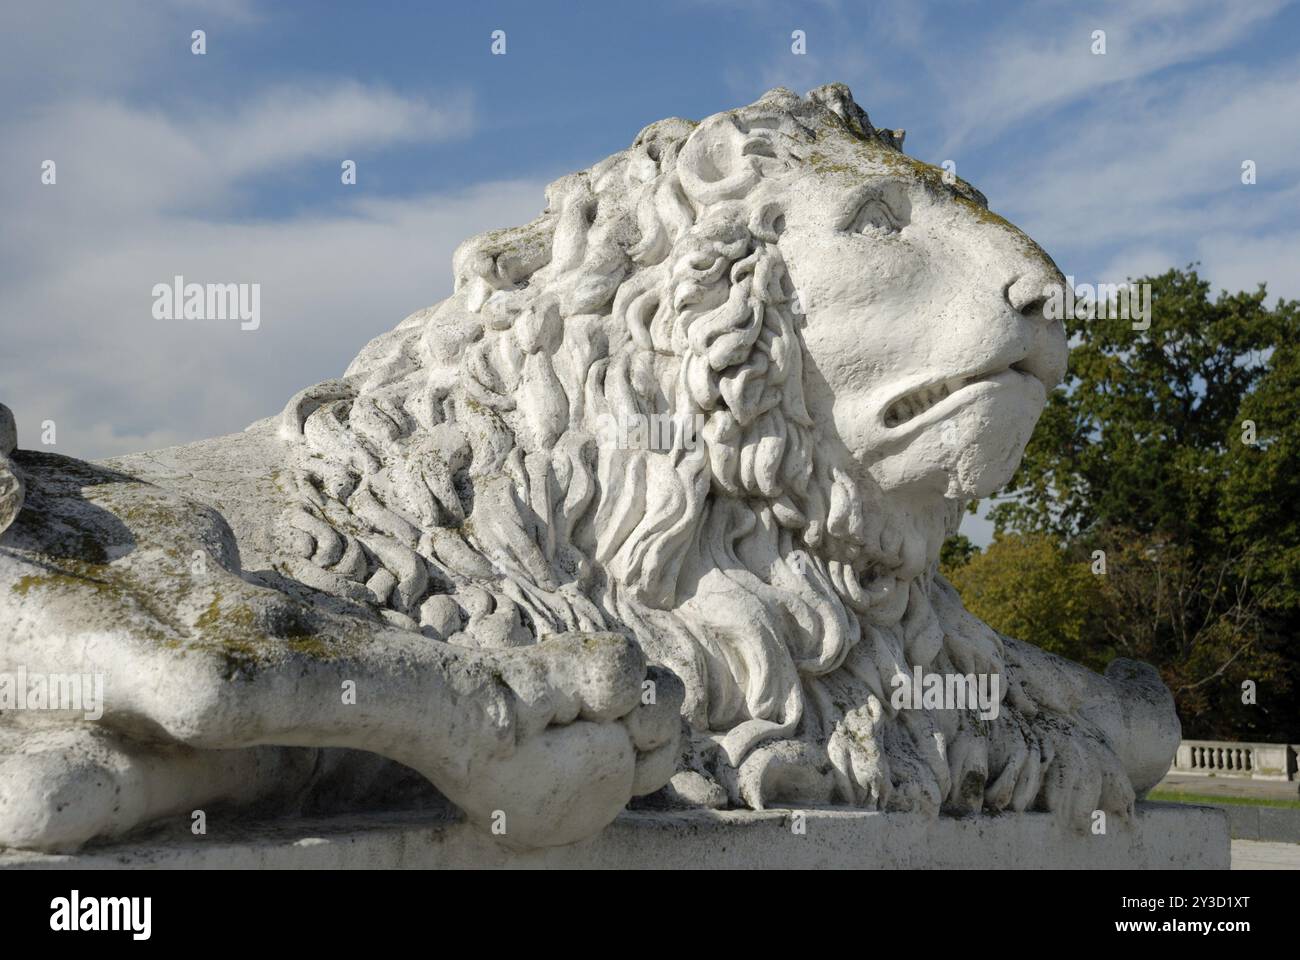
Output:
[451, 634, 684, 848]
[1037, 729, 1136, 829]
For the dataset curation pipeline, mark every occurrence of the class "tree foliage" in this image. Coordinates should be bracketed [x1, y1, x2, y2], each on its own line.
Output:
[942, 533, 1109, 672]
[955, 267, 1300, 740]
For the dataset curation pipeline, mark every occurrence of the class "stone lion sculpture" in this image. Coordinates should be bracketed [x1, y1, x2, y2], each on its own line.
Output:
[0, 84, 1179, 854]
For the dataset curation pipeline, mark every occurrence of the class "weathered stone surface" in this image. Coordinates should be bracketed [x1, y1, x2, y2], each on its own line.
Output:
[0, 803, 1228, 870]
[0, 404, 21, 534]
[0, 83, 1184, 858]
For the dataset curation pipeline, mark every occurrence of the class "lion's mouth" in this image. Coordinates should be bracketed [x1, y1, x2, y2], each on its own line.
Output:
[883, 376, 970, 428]
[882, 362, 1040, 430]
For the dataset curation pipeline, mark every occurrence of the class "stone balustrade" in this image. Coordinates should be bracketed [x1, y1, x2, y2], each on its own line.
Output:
[1171, 740, 1298, 781]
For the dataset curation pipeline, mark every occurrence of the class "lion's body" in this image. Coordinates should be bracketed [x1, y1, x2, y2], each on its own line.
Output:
[259, 84, 1173, 815]
[0, 85, 1180, 851]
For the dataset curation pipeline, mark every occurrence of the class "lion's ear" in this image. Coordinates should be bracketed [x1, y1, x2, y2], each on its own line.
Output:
[748, 201, 786, 243]
[677, 116, 775, 205]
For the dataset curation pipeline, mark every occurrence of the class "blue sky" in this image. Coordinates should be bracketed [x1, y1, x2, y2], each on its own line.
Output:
[3, 0, 1298, 546]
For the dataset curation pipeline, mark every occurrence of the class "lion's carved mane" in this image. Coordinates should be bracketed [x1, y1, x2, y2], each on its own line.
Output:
[271, 84, 1141, 817]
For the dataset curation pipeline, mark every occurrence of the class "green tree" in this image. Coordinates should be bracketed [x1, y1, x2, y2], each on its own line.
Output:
[939, 533, 978, 570]
[942, 533, 1110, 672]
[981, 267, 1300, 740]
[1087, 528, 1284, 740]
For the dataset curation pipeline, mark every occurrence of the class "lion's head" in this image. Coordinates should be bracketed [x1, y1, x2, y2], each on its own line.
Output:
[274, 84, 1073, 813]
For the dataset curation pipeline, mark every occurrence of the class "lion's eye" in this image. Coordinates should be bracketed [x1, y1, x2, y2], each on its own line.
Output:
[841, 184, 911, 236]
[847, 198, 903, 235]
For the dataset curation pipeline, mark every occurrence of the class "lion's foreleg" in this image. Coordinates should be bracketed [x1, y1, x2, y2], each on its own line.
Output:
[46, 629, 678, 848]
[0, 715, 316, 852]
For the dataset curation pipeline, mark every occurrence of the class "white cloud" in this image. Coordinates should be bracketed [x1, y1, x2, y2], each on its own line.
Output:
[0, 75, 550, 461]
[979, 60, 1300, 296]
[2, 83, 473, 229]
[1197, 230, 1300, 303]
[1094, 246, 1183, 285]
[209, 83, 473, 180]
[2, 179, 549, 460]
[935, 0, 1290, 154]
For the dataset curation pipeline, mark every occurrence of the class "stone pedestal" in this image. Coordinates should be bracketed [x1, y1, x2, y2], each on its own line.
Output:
[0, 801, 1228, 870]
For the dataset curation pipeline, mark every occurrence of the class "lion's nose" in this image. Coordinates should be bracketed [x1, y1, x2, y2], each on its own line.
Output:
[1005, 268, 1060, 316]
[1004, 267, 1068, 389]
